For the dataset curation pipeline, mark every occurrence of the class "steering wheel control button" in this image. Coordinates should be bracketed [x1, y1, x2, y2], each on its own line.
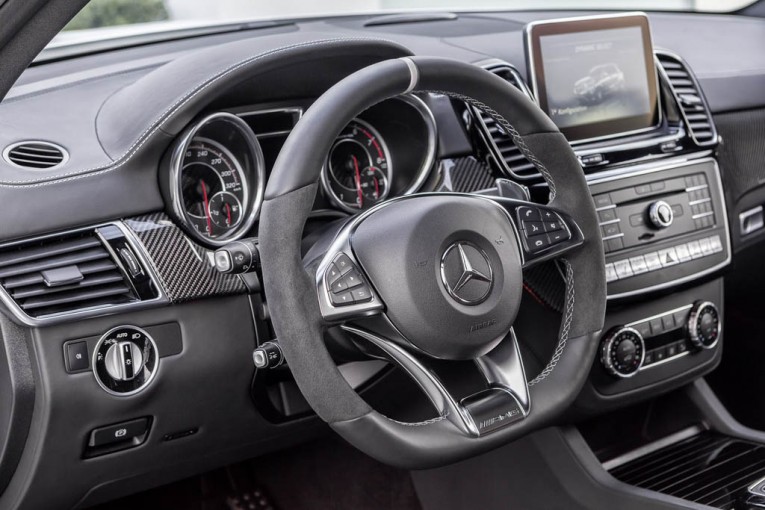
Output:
[600, 326, 645, 378]
[517, 206, 541, 222]
[351, 284, 373, 303]
[523, 221, 544, 235]
[687, 301, 720, 350]
[324, 253, 374, 307]
[519, 207, 571, 255]
[93, 326, 158, 396]
[65, 341, 90, 372]
[649, 200, 675, 229]
[331, 291, 354, 306]
[333, 254, 354, 275]
[440, 242, 493, 305]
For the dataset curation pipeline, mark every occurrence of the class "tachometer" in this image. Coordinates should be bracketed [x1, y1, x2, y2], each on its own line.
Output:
[321, 119, 391, 212]
[168, 113, 264, 246]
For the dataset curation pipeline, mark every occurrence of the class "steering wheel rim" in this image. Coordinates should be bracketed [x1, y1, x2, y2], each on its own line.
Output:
[259, 55, 606, 469]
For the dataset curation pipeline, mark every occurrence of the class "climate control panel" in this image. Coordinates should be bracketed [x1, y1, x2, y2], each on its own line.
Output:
[600, 301, 721, 379]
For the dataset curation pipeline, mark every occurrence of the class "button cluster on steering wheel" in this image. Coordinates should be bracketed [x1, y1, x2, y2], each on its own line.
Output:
[325, 253, 373, 307]
[517, 206, 571, 254]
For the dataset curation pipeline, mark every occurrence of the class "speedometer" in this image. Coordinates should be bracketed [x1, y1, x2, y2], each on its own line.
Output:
[321, 119, 391, 213]
[167, 113, 264, 246]
[180, 138, 245, 238]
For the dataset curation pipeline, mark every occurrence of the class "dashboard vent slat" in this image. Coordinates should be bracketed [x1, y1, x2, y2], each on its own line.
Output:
[0, 230, 140, 319]
[3, 141, 67, 170]
[657, 52, 717, 147]
[473, 62, 540, 181]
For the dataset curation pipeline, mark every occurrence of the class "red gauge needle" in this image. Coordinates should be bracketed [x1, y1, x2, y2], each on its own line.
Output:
[225, 202, 232, 226]
[373, 176, 380, 200]
[201, 181, 213, 233]
[352, 155, 363, 209]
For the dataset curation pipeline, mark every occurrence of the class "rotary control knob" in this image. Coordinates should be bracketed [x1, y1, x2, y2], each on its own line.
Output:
[687, 301, 721, 350]
[104, 341, 144, 381]
[600, 326, 645, 378]
[93, 326, 158, 396]
[649, 200, 674, 229]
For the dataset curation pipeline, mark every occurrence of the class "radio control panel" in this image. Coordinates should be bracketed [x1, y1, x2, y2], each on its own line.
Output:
[589, 158, 730, 299]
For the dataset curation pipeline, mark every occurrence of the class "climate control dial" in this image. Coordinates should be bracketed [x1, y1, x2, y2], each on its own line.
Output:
[601, 326, 645, 378]
[93, 326, 158, 396]
[687, 301, 720, 350]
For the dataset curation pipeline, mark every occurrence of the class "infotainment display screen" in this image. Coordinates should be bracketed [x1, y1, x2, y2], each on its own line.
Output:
[525, 13, 659, 143]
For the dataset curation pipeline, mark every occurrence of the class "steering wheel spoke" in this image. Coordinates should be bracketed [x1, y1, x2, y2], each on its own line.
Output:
[342, 321, 530, 437]
[486, 196, 585, 269]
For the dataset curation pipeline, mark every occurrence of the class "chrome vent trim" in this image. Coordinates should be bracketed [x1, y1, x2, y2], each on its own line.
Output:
[0, 223, 165, 325]
[3, 141, 68, 170]
[472, 60, 539, 181]
[656, 51, 718, 147]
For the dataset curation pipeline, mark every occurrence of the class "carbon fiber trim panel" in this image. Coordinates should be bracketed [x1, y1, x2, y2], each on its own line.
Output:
[125, 213, 246, 302]
[438, 156, 496, 193]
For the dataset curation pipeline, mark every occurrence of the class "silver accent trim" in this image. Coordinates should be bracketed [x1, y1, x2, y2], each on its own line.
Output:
[688, 197, 711, 206]
[648, 200, 674, 229]
[740, 205, 764, 236]
[92, 325, 159, 397]
[625, 304, 692, 330]
[588, 157, 731, 300]
[601, 233, 625, 241]
[598, 219, 621, 226]
[603, 425, 706, 471]
[595, 204, 617, 212]
[168, 112, 265, 247]
[400, 57, 419, 95]
[0, 222, 168, 327]
[692, 211, 714, 220]
[686, 183, 709, 192]
[2, 140, 70, 171]
[525, 12, 663, 145]
[600, 326, 646, 379]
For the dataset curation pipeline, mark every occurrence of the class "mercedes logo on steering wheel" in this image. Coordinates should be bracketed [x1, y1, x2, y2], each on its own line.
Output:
[440, 242, 494, 305]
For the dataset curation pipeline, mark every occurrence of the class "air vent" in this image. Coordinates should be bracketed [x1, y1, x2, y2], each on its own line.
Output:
[0, 227, 154, 320]
[656, 52, 717, 147]
[473, 63, 539, 181]
[3, 141, 68, 169]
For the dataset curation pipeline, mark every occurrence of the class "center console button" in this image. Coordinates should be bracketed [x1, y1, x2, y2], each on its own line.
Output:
[687, 301, 721, 350]
[649, 200, 675, 229]
[687, 240, 703, 259]
[658, 247, 679, 267]
[613, 260, 633, 279]
[629, 256, 648, 275]
[600, 327, 645, 378]
[675, 244, 692, 262]
[605, 263, 618, 283]
[644, 252, 662, 271]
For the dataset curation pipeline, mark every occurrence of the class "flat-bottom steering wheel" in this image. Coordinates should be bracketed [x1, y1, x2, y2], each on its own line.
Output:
[259, 56, 606, 469]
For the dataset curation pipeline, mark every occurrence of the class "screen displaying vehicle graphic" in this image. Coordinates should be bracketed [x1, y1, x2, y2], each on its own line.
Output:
[525, 13, 660, 142]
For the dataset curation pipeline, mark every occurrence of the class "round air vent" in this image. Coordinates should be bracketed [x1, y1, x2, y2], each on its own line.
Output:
[3, 141, 68, 170]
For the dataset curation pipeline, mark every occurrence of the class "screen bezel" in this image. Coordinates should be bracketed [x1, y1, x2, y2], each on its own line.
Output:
[524, 13, 660, 143]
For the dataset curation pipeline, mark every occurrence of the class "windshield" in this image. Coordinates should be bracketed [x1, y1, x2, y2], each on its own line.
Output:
[52, 0, 754, 46]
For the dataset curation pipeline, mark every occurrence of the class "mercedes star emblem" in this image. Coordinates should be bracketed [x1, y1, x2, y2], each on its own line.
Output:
[440, 242, 494, 305]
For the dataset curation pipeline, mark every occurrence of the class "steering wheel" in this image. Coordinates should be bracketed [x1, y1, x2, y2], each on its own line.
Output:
[259, 56, 606, 469]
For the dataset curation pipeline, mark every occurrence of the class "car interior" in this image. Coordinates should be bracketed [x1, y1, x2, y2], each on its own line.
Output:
[0, 1, 764, 508]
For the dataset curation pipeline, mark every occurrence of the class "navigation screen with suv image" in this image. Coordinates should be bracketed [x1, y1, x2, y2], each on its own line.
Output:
[538, 26, 654, 136]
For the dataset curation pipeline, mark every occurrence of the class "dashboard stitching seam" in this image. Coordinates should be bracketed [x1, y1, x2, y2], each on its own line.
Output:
[386, 414, 448, 427]
[528, 259, 574, 386]
[424, 90, 557, 200]
[0, 37, 399, 188]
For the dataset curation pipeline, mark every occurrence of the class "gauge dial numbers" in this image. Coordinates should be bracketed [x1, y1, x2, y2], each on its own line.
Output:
[322, 119, 392, 213]
[169, 113, 264, 246]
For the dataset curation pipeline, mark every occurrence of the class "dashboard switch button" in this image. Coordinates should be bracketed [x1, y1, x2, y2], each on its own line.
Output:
[89, 417, 149, 448]
[66, 341, 89, 372]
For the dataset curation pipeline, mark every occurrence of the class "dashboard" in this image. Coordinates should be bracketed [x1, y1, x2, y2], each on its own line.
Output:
[0, 7, 762, 510]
